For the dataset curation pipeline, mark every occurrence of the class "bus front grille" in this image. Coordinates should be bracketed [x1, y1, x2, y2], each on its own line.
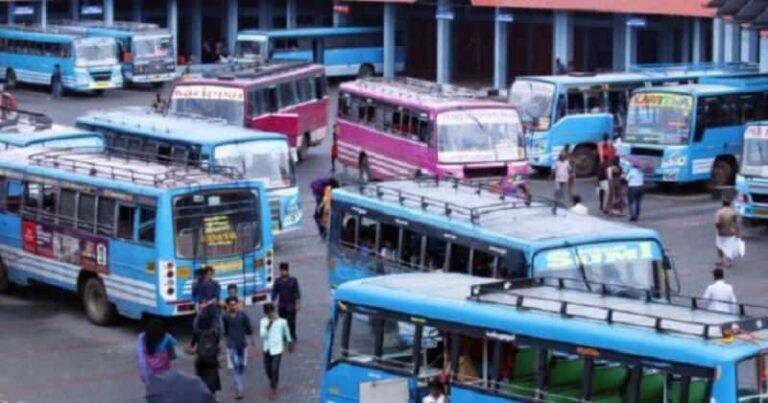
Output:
[90, 71, 113, 82]
[630, 147, 664, 157]
[269, 199, 281, 231]
[463, 165, 508, 179]
[751, 193, 768, 204]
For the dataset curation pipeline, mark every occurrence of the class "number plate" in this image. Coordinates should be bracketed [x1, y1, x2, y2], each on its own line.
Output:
[92, 82, 110, 89]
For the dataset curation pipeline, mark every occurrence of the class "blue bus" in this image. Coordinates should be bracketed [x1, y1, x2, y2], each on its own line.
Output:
[322, 272, 768, 402]
[327, 179, 677, 295]
[509, 63, 759, 176]
[75, 107, 301, 234]
[0, 108, 104, 150]
[619, 76, 768, 188]
[0, 25, 123, 93]
[0, 146, 274, 325]
[235, 26, 405, 78]
[54, 21, 176, 86]
[735, 122, 768, 222]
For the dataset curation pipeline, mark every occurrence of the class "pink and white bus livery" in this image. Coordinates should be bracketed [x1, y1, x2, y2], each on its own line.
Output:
[336, 78, 529, 189]
[169, 61, 328, 161]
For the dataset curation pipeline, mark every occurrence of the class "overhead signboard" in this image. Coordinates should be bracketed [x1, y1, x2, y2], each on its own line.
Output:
[81, 5, 104, 15]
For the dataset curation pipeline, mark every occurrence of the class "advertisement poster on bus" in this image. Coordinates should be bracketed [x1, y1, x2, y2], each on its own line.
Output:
[22, 220, 109, 274]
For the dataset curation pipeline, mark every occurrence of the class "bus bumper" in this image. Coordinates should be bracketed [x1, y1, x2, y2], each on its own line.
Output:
[130, 72, 178, 83]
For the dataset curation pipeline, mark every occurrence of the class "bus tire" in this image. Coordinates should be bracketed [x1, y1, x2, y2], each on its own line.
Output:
[5, 69, 16, 89]
[92, 89, 105, 96]
[571, 146, 597, 177]
[359, 155, 371, 182]
[297, 133, 310, 162]
[82, 276, 116, 326]
[0, 258, 12, 294]
[710, 159, 735, 190]
[358, 64, 375, 78]
[151, 82, 164, 89]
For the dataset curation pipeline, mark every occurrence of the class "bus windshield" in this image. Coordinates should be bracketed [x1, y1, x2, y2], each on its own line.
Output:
[742, 127, 768, 176]
[35, 137, 103, 149]
[133, 35, 173, 59]
[436, 109, 525, 164]
[625, 93, 693, 145]
[169, 85, 245, 125]
[509, 80, 555, 130]
[74, 37, 118, 67]
[235, 39, 265, 59]
[214, 140, 294, 189]
[174, 189, 262, 259]
[533, 241, 663, 292]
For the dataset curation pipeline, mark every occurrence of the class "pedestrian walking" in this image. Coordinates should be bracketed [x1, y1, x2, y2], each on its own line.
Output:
[715, 198, 741, 268]
[422, 380, 448, 403]
[222, 284, 246, 371]
[260, 303, 293, 400]
[331, 130, 339, 173]
[702, 268, 737, 313]
[551, 152, 572, 206]
[311, 177, 339, 238]
[569, 194, 588, 215]
[597, 133, 616, 212]
[271, 262, 301, 341]
[136, 318, 177, 384]
[560, 145, 575, 198]
[605, 157, 625, 217]
[222, 297, 255, 400]
[51, 64, 63, 99]
[625, 162, 644, 221]
[194, 267, 221, 328]
[152, 92, 166, 112]
[188, 308, 221, 399]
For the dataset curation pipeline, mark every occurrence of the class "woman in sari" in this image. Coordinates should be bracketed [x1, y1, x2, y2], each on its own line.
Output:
[606, 157, 626, 216]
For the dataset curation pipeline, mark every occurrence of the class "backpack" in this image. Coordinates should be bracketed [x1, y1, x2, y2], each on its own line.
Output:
[196, 328, 219, 364]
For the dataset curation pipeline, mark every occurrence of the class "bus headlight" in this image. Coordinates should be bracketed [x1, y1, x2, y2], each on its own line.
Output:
[530, 139, 548, 154]
[662, 154, 686, 168]
[75, 71, 90, 84]
[283, 200, 302, 227]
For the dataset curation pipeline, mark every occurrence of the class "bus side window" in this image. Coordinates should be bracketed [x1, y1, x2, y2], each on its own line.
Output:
[381, 105, 394, 132]
[363, 101, 376, 126]
[555, 94, 567, 121]
[297, 78, 313, 103]
[96, 197, 117, 236]
[77, 193, 97, 233]
[418, 118, 430, 144]
[252, 89, 267, 116]
[497, 249, 526, 279]
[138, 205, 156, 244]
[315, 76, 327, 99]
[58, 188, 77, 226]
[471, 249, 495, 278]
[338, 93, 351, 119]
[6, 180, 21, 214]
[40, 185, 57, 223]
[339, 213, 358, 246]
[400, 228, 423, 268]
[358, 216, 378, 252]
[378, 221, 398, 259]
[0, 177, 6, 210]
[392, 109, 403, 134]
[22, 182, 41, 219]
[266, 87, 279, 113]
[567, 90, 585, 115]
[425, 236, 447, 271]
[448, 242, 470, 274]
[116, 204, 135, 240]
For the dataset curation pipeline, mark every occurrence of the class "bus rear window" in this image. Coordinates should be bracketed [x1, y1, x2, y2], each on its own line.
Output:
[173, 190, 262, 259]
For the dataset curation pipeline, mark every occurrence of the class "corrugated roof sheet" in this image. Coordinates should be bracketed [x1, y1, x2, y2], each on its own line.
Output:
[470, 0, 714, 17]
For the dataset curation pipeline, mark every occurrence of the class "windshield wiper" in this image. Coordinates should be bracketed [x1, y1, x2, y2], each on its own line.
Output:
[464, 113, 499, 160]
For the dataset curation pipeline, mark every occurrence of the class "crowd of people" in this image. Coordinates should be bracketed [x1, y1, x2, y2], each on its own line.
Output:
[135, 264, 301, 401]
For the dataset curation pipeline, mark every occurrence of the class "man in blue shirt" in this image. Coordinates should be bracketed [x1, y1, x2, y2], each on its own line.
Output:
[271, 263, 301, 341]
[195, 267, 221, 327]
[626, 163, 645, 221]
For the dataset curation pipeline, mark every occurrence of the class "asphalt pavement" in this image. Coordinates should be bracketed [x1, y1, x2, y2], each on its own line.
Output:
[0, 84, 766, 403]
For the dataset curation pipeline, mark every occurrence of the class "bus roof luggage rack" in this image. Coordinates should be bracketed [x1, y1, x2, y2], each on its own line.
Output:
[54, 19, 161, 32]
[354, 77, 496, 103]
[28, 148, 243, 187]
[200, 60, 314, 81]
[627, 62, 759, 75]
[468, 277, 768, 340]
[0, 107, 53, 131]
[353, 177, 559, 223]
[101, 145, 243, 178]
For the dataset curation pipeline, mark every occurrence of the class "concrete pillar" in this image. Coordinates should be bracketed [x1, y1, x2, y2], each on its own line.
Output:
[188, 0, 202, 62]
[659, 23, 674, 63]
[624, 24, 637, 71]
[741, 29, 758, 63]
[167, 0, 178, 62]
[332, 0, 347, 27]
[692, 18, 702, 63]
[552, 11, 573, 73]
[681, 20, 691, 63]
[712, 18, 724, 62]
[436, 0, 453, 84]
[286, 0, 297, 29]
[383, 3, 396, 80]
[103, 0, 113, 25]
[612, 14, 626, 71]
[40, 0, 47, 29]
[724, 22, 741, 62]
[226, 0, 238, 57]
[132, 0, 142, 22]
[760, 36, 768, 72]
[493, 7, 509, 89]
[70, 0, 79, 20]
[259, 0, 273, 30]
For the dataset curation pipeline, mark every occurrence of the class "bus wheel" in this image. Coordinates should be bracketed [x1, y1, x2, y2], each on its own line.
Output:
[709, 160, 734, 190]
[5, 69, 16, 89]
[92, 89, 105, 96]
[571, 146, 597, 177]
[297, 133, 310, 162]
[359, 155, 371, 182]
[0, 259, 12, 294]
[82, 277, 116, 326]
[358, 64, 375, 78]
[151, 82, 164, 89]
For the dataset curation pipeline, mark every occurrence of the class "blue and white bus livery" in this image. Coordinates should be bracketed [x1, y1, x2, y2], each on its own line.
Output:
[0, 147, 274, 325]
[0, 108, 104, 150]
[0, 25, 123, 93]
[735, 122, 768, 222]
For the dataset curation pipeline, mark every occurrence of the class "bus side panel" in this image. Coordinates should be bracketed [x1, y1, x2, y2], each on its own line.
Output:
[286, 96, 328, 147]
[328, 241, 377, 289]
[320, 363, 411, 402]
[531, 114, 612, 168]
[251, 115, 300, 147]
[337, 120, 431, 180]
[106, 240, 159, 319]
[685, 127, 742, 182]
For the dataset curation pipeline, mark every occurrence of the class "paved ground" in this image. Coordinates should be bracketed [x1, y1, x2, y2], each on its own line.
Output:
[0, 83, 767, 403]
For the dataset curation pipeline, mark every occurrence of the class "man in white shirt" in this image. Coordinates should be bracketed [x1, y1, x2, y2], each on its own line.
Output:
[625, 164, 645, 222]
[569, 194, 589, 215]
[702, 268, 737, 314]
[260, 303, 293, 399]
[422, 381, 448, 403]
[551, 153, 572, 206]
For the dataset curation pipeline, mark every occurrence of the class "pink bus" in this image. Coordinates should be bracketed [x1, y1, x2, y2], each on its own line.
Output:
[337, 78, 529, 188]
[168, 61, 328, 161]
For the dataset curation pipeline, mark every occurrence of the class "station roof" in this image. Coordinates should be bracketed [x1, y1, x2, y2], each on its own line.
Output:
[344, 0, 713, 17]
[706, 0, 768, 29]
